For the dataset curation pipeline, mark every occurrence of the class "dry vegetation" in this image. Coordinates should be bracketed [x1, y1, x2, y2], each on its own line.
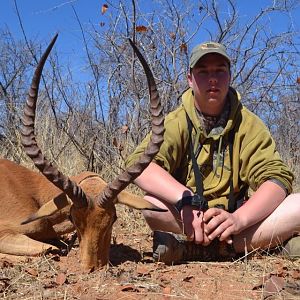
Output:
[0, 0, 300, 299]
[0, 206, 300, 299]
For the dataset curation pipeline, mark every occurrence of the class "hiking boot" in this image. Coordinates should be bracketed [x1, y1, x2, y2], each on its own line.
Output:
[280, 235, 300, 259]
[152, 231, 236, 265]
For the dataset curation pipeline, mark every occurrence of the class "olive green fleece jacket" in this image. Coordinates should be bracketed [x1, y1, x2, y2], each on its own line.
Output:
[125, 87, 294, 210]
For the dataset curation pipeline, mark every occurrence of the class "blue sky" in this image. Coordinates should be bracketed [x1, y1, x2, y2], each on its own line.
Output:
[1, 1, 299, 44]
[0, 1, 102, 61]
[1, 0, 299, 80]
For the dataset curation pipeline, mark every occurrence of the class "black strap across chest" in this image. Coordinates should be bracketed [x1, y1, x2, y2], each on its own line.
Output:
[186, 114, 236, 213]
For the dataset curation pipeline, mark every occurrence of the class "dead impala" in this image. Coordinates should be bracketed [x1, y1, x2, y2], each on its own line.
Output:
[0, 34, 165, 272]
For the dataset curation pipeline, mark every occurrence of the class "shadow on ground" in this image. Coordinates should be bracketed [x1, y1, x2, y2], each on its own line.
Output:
[109, 243, 142, 265]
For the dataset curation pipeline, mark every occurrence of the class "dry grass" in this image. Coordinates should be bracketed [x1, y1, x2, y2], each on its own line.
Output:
[1, 201, 300, 299]
[0, 109, 299, 299]
[1, 218, 299, 300]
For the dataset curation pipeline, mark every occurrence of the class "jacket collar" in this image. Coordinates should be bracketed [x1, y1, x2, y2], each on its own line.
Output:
[182, 87, 242, 141]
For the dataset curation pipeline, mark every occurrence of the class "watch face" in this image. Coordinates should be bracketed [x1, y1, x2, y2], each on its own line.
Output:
[191, 195, 208, 210]
[191, 194, 201, 205]
[175, 195, 208, 212]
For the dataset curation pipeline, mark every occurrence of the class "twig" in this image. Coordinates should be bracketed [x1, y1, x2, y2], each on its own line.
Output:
[229, 248, 260, 265]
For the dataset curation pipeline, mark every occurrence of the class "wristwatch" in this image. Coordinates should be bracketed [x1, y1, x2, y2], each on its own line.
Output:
[174, 194, 208, 213]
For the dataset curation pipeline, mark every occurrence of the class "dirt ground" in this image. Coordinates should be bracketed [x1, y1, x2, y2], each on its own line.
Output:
[1, 208, 300, 300]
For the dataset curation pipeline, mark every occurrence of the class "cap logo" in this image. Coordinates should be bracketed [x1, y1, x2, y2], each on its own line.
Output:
[189, 41, 230, 68]
[201, 43, 218, 49]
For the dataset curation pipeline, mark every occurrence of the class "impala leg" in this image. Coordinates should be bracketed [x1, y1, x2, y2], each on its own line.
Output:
[0, 233, 58, 256]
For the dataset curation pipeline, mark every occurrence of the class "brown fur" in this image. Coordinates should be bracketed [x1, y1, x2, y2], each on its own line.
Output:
[0, 159, 154, 271]
[8, 36, 165, 273]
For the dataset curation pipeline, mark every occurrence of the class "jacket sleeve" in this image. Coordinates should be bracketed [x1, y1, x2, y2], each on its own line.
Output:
[238, 116, 294, 194]
[125, 108, 189, 175]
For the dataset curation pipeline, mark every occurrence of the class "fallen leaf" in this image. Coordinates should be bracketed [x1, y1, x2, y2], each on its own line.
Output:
[136, 264, 150, 276]
[183, 275, 195, 282]
[271, 263, 288, 277]
[56, 273, 67, 285]
[291, 269, 300, 280]
[25, 268, 38, 277]
[121, 284, 139, 292]
[263, 275, 285, 297]
[101, 4, 108, 15]
[297, 77, 300, 84]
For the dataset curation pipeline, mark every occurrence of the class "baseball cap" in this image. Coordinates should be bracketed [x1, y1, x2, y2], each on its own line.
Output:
[189, 41, 231, 69]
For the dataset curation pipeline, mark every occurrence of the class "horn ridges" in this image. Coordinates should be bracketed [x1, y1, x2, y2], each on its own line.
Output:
[97, 39, 165, 207]
[20, 34, 88, 208]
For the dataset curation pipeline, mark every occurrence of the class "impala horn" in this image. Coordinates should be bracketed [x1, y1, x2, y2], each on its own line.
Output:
[20, 34, 88, 208]
[97, 39, 165, 207]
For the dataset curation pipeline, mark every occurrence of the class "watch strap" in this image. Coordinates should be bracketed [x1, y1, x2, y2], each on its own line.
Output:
[175, 194, 208, 213]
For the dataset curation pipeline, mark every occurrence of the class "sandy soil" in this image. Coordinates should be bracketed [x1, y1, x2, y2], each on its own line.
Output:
[1, 210, 300, 300]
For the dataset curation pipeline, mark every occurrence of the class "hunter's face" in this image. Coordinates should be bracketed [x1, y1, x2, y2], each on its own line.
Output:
[188, 53, 231, 116]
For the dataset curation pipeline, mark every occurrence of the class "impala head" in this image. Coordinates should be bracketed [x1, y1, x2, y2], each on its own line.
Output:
[20, 34, 165, 272]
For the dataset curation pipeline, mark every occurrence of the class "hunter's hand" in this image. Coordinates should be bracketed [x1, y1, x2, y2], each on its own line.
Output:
[181, 206, 210, 245]
[203, 208, 243, 243]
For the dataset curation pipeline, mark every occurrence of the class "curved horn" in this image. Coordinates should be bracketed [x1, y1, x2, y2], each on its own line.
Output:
[97, 39, 165, 207]
[20, 34, 88, 208]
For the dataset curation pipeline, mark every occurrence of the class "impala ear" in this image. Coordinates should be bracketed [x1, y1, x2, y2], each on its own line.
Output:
[21, 193, 71, 225]
[116, 190, 167, 212]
